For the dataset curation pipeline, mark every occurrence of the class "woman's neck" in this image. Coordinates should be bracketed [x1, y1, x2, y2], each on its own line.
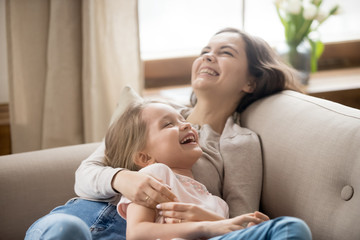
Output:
[186, 99, 237, 134]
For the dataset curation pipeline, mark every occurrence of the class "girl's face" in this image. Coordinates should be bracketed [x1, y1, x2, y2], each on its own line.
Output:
[140, 103, 202, 171]
[191, 32, 254, 102]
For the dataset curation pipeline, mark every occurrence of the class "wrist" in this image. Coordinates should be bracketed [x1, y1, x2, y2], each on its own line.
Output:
[196, 221, 211, 239]
[111, 169, 128, 193]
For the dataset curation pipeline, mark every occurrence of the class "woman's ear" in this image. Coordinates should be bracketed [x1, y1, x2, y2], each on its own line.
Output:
[243, 78, 256, 93]
[134, 152, 156, 168]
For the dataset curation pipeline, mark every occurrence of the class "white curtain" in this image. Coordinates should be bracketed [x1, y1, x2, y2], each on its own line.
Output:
[6, 0, 143, 153]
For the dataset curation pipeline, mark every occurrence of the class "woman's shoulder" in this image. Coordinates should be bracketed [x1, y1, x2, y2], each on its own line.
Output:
[219, 115, 261, 150]
[225, 113, 259, 136]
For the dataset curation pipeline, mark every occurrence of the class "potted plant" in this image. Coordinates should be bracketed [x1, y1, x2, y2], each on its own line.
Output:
[274, 0, 339, 84]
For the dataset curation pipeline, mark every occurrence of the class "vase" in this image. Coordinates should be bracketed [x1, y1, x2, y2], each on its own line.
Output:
[276, 40, 311, 85]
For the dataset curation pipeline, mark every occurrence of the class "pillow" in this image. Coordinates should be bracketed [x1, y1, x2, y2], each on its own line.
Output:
[109, 85, 144, 126]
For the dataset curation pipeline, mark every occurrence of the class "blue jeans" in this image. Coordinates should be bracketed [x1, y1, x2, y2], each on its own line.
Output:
[210, 216, 312, 240]
[26, 199, 311, 240]
[25, 198, 126, 240]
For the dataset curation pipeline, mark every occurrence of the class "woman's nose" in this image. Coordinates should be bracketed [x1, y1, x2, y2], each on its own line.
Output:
[202, 53, 215, 63]
[180, 122, 191, 130]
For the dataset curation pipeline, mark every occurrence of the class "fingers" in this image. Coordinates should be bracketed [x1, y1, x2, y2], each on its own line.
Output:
[247, 222, 256, 227]
[254, 211, 270, 221]
[241, 211, 270, 228]
[149, 179, 178, 202]
[139, 179, 178, 208]
[163, 217, 184, 224]
[157, 202, 190, 211]
[233, 215, 263, 228]
[156, 202, 192, 223]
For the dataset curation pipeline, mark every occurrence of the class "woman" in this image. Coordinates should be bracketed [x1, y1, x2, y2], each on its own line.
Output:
[25, 28, 302, 240]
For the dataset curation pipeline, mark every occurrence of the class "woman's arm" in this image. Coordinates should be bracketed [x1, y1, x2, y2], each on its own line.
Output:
[220, 118, 263, 217]
[126, 203, 265, 240]
[75, 142, 177, 206]
[75, 142, 121, 199]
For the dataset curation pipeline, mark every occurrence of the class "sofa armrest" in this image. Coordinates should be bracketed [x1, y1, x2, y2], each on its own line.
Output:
[0, 142, 100, 239]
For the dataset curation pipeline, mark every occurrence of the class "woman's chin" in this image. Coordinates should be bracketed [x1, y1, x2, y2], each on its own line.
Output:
[192, 78, 216, 91]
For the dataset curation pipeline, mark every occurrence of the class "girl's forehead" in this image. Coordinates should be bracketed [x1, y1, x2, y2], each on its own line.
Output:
[142, 103, 179, 120]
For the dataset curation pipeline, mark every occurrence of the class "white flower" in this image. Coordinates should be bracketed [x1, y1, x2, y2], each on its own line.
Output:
[316, 9, 327, 22]
[312, 0, 321, 5]
[285, 0, 302, 14]
[303, 3, 318, 20]
[273, 0, 284, 7]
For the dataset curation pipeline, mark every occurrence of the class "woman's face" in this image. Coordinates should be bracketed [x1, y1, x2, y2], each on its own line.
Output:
[191, 32, 254, 101]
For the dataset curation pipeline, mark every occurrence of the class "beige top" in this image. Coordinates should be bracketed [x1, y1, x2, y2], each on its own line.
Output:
[75, 109, 262, 217]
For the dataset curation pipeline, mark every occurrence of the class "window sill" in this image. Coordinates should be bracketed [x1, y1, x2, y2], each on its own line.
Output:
[143, 67, 360, 110]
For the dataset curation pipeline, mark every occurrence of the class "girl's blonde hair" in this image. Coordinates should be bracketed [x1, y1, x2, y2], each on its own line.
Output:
[104, 101, 149, 171]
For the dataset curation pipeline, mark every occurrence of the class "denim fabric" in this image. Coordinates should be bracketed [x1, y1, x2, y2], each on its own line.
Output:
[25, 199, 126, 240]
[209, 216, 312, 240]
[26, 199, 310, 240]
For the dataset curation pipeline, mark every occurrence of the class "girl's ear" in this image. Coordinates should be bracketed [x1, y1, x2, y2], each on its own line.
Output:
[134, 152, 156, 168]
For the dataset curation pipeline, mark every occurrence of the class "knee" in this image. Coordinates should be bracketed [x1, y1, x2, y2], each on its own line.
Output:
[51, 214, 91, 240]
[277, 216, 312, 240]
[26, 213, 91, 240]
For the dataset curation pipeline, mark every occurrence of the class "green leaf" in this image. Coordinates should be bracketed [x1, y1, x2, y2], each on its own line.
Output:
[309, 39, 324, 72]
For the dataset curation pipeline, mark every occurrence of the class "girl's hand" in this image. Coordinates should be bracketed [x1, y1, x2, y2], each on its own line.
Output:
[246, 211, 270, 227]
[202, 213, 265, 238]
[112, 170, 178, 208]
[156, 202, 225, 223]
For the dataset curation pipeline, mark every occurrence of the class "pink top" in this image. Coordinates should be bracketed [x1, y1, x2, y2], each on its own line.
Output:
[117, 163, 229, 222]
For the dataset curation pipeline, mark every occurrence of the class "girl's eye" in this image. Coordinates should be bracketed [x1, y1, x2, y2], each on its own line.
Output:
[163, 122, 173, 128]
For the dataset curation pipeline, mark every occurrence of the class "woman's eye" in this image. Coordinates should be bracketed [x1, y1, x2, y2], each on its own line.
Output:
[200, 50, 209, 56]
[222, 51, 233, 56]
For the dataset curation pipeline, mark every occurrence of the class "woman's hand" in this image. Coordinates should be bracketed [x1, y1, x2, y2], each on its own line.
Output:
[112, 170, 178, 208]
[156, 202, 225, 223]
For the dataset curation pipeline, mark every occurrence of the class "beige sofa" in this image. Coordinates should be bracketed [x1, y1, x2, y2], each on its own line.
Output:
[1, 90, 359, 240]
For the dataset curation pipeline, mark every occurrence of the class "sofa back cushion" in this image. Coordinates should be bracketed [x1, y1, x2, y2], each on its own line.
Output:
[241, 90, 360, 240]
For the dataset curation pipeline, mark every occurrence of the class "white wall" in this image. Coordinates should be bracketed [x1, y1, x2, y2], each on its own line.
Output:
[0, 0, 9, 104]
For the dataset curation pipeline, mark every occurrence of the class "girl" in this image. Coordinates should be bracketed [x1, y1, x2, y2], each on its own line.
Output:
[106, 100, 310, 240]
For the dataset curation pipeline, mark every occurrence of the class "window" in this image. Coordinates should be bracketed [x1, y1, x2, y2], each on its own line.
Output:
[139, 0, 360, 60]
[138, 0, 243, 60]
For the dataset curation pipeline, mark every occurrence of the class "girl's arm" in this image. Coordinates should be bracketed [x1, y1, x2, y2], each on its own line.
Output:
[75, 142, 177, 206]
[156, 202, 226, 223]
[126, 203, 265, 240]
